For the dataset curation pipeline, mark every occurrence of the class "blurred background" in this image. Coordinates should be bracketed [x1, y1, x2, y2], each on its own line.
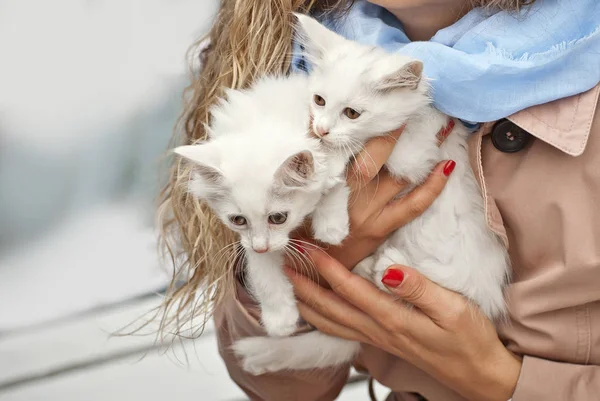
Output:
[0, 1, 385, 399]
[0, 0, 220, 332]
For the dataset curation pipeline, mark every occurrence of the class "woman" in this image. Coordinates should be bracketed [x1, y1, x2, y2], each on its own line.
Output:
[159, 0, 600, 400]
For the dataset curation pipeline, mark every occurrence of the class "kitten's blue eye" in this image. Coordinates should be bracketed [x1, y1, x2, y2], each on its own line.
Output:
[343, 107, 361, 120]
[268, 212, 288, 225]
[229, 215, 247, 226]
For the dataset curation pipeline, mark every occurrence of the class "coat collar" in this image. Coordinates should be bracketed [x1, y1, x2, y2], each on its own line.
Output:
[503, 84, 600, 157]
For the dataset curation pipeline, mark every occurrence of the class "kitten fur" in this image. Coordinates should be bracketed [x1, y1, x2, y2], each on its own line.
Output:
[233, 14, 510, 375]
[175, 74, 345, 338]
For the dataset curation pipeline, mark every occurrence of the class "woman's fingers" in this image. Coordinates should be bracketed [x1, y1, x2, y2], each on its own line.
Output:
[357, 169, 408, 213]
[286, 266, 382, 334]
[380, 265, 467, 326]
[304, 250, 397, 318]
[301, 249, 433, 332]
[378, 160, 453, 234]
[346, 126, 404, 192]
[296, 301, 368, 343]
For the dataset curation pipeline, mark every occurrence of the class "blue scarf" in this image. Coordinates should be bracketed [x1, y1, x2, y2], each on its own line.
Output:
[292, 0, 600, 123]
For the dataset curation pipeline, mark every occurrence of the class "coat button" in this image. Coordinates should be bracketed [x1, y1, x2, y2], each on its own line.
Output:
[491, 119, 531, 153]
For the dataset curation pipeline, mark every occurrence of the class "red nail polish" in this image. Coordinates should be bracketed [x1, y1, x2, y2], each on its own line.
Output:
[381, 269, 405, 287]
[443, 160, 456, 176]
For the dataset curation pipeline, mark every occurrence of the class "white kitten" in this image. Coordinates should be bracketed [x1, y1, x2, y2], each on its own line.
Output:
[233, 14, 510, 375]
[175, 75, 340, 337]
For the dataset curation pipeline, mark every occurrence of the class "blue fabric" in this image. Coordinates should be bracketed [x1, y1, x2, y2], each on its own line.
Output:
[291, 0, 600, 122]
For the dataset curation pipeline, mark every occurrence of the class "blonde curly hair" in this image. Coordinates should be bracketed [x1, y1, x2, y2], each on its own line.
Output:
[155, 0, 535, 339]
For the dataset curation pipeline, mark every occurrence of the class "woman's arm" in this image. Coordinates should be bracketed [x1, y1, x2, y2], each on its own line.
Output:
[511, 357, 600, 400]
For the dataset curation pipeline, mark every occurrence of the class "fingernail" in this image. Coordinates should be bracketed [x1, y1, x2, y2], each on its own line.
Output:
[381, 269, 405, 288]
[443, 160, 456, 177]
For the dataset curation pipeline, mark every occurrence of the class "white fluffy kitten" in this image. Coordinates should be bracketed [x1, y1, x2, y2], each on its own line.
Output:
[233, 14, 510, 375]
[175, 75, 344, 337]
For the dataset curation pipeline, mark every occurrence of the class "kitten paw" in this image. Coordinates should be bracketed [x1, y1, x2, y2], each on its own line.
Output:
[313, 223, 349, 245]
[262, 307, 299, 337]
[232, 337, 285, 375]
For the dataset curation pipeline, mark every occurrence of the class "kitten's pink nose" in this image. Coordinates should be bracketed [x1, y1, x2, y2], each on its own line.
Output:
[315, 125, 329, 137]
[253, 246, 269, 254]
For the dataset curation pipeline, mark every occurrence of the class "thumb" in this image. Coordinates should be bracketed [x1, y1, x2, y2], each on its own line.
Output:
[381, 265, 464, 323]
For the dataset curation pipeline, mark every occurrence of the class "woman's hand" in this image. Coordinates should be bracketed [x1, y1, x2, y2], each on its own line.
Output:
[286, 252, 522, 401]
[297, 126, 454, 269]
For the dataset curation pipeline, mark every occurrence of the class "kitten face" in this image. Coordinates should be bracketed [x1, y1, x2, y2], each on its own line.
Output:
[295, 13, 430, 152]
[175, 135, 323, 254]
[308, 71, 382, 151]
[212, 183, 308, 253]
[174, 75, 325, 254]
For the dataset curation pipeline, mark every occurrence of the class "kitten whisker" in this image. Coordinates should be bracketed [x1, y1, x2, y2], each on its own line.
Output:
[292, 241, 323, 282]
[285, 245, 310, 279]
[284, 243, 318, 284]
[212, 241, 242, 272]
[348, 137, 381, 205]
[211, 242, 239, 264]
[341, 140, 366, 207]
[288, 238, 325, 252]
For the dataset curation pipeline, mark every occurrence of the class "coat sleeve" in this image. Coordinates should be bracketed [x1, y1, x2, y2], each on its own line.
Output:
[511, 356, 600, 400]
[213, 281, 351, 401]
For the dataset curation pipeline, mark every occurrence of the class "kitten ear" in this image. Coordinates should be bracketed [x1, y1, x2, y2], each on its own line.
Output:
[293, 13, 344, 65]
[173, 144, 224, 198]
[275, 150, 315, 189]
[375, 60, 424, 91]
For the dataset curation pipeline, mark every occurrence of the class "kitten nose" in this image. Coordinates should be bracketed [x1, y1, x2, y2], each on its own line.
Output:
[253, 246, 269, 254]
[315, 125, 329, 137]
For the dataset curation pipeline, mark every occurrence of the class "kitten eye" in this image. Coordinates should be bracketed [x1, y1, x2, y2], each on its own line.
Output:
[268, 212, 288, 225]
[313, 94, 326, 106]
[343, 108, 361, 120]
[229, 215, 247, 226]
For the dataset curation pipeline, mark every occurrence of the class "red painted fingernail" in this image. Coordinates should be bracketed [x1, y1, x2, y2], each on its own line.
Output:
[443, 160, 456, 176]
[381, 269, 405, 288]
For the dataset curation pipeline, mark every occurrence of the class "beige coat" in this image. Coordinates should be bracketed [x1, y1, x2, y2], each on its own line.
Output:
[214, 83, 600, 401]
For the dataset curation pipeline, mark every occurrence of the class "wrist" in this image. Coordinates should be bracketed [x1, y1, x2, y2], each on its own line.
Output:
[471, 347, 521, 401]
